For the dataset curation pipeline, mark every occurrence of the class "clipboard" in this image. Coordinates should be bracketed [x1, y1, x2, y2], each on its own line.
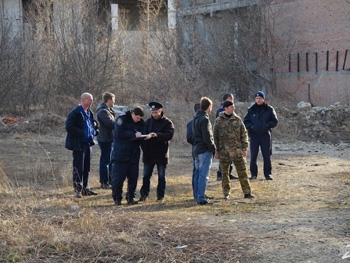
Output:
[129, 135, 147, 141]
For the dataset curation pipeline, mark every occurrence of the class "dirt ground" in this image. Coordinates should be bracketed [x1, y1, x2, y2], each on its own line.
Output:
[207, 140, 350, 263]
[0, 123, 349, 262]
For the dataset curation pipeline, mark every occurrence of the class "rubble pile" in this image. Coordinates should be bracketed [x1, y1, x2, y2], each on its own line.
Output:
[0, 113, 65, 134]
[276, 102, 350, 142]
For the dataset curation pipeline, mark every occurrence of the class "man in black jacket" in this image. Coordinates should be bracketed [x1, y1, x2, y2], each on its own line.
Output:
[192, 97, 216, 205]
[139, 102, 175, 203]
[186, 103, 200, 199]
[65, 92, 99, 198]
[243, 91, 278, 180]
[96, 92, 116, 189]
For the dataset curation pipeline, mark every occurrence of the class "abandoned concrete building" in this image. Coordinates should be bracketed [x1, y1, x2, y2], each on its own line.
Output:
[1, 0, 349, 106]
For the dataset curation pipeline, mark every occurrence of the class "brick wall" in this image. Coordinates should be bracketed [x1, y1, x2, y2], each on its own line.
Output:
[272, 0, 350, 106]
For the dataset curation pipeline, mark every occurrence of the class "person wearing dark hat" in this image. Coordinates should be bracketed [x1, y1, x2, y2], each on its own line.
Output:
[214, 100, 254, 199]
[243, 91, 278, 180]
[215, 93, 238, 181]
[139, 102, 175, 203]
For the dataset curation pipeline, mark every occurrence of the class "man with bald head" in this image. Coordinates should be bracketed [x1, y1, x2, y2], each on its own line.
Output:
[65, 92, 99, 198]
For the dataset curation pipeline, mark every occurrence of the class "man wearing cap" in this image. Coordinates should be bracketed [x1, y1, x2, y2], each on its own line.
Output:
[139, 102, 175, 203]
[215, 93, 238, 181]
[214, 100, 254, 199]
[243, 91, 278, 180]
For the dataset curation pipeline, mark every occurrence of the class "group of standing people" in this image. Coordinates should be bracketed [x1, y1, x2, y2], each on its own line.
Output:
[187, 91, 278, 205]
[65, 92, 175, 205]
[65, 90, 278, 206]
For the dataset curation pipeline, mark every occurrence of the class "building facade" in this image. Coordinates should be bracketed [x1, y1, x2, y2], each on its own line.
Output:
[272, 0, 350, 106]
[2, 0, 349, 106]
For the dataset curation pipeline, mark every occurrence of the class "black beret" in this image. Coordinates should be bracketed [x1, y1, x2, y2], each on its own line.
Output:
[223, 100, 233, 108]
[149, 102, 163, 111]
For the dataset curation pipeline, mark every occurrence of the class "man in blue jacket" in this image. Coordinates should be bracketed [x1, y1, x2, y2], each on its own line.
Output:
[243, 91, 278, 180]
[111, 106, 150, 205]
[65, 92, 99, 198]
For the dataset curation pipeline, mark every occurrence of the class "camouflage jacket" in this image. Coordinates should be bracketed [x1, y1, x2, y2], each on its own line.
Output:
[213, 111, 248, 161]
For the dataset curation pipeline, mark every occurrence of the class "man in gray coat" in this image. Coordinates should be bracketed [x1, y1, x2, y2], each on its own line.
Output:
[96, 92, 116, 189]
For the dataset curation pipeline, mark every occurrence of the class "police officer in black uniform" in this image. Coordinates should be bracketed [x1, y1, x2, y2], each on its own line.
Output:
[111, 106, 151, 205]
[139, 102, 175, 203]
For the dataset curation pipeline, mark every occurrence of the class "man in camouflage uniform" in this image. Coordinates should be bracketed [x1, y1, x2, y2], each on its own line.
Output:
[213, 100, 254, 199]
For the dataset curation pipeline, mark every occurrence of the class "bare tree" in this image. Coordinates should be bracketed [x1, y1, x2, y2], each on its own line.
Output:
[176, 0, 295, 100]
[53, 0, 124, 100]
[0, 0, 295, 116]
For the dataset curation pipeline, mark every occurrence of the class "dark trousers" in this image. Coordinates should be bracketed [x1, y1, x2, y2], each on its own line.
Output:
[249, 132, 272, 178]
[140, 163, 166, 199]
[218, 163, 233, 177]
[111, 161, 139, 202]
[72, 142, 91, 192]
[98, 142, 112, 185]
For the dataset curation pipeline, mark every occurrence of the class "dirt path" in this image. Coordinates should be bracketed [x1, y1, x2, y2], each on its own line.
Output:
[202, 141, 350, 263]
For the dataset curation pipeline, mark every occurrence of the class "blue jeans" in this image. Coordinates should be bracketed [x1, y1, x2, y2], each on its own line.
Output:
[98, 142, 112, 185]
[194, 151, 213, 202]
[140, 163, 166, 199]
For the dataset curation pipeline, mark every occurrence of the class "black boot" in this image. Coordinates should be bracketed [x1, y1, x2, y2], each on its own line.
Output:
[217, 170, 222, 181]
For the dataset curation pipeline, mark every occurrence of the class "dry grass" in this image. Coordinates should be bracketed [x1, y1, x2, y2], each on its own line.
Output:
[2, 156, 348, 262]
[0, 131, 272, 263]
[0, 172, 267, 262]
[0, 108, 349, 262]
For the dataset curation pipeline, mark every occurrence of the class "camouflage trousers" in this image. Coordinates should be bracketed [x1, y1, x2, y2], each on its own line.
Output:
[220, 155, 252, 196]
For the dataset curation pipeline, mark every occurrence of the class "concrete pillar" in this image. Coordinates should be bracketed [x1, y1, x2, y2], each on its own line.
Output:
[111, 4, 118, 31]
[168, 0, 176, 29]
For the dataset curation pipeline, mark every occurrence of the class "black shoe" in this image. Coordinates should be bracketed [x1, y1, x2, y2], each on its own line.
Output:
[249, 176, 257, 180]
[74, 191, 82, 198]
[127, 199, 138, 205]
[265, 176, 274, 180]
[244, 193, 255, 199]
[205, 194, 214, 200]
[217, 171, 222, 181]
[138, 196, 148, 202]
[101, 183, 111, 189]
[197, 199, 211, 205]
[114, 200, 122, 206]
[230, 174, 239, 180]
[82, 189, 98, 196]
